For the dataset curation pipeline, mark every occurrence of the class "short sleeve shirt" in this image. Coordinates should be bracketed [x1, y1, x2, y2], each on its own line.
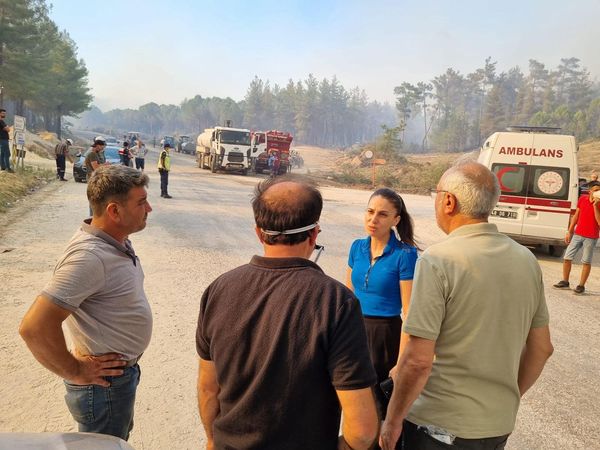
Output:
[0, 119, 9, 140]
[84, 150, 100, 179]
[575, 195, 600, 239]
[42, 222, 153, 360]
[197, 256, 376, 450]
[404, 223, 549, 438]
[348, 232, 418, 316]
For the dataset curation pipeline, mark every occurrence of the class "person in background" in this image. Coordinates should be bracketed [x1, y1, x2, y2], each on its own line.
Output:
[0, 108, 13, 172]
[197, 175, 378, 450]
[380, 160, 553, 450]
[131, 140, 148, 172]
[85, 137, 106, 182]
[553, 180, 600, 295]
[19, 165, 153, 441]
[157, 142, 172, 199]
[268, 149, 276, 173]
[85, 137, 107, 216]
[346, 188, 418, 420]
[55, 138, 73, 181]
[272, 150, 281, 177]
[119, 141, 132, 167]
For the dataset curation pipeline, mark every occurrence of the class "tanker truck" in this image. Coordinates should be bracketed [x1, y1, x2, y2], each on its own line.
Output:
[196, 126, 252, 174]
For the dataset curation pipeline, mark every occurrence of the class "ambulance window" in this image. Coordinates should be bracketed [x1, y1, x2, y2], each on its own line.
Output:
[491, 164, 526, 195]
[529, 167, 569, 200]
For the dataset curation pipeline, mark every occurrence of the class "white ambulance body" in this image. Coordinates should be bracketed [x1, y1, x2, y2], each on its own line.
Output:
[478, 126, 579, 256]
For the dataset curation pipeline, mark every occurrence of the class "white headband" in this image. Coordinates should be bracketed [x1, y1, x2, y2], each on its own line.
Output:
[261, 222, 319, 236]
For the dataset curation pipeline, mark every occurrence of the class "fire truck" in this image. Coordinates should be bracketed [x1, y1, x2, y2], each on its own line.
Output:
[250, 130, 293, 175]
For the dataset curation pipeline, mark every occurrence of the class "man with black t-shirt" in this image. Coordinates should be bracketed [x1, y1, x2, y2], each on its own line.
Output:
[196, 175, 379, 450]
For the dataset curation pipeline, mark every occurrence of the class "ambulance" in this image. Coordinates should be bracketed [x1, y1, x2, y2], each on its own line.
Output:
[478, 126, 579, 256]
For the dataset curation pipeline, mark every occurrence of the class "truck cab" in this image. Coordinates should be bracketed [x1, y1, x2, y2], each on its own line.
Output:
[197, 126, 252, 174]
[478, 126, 579, 256]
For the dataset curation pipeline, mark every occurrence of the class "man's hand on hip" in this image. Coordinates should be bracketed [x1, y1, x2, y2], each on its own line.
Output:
[71, 351, 127, 387]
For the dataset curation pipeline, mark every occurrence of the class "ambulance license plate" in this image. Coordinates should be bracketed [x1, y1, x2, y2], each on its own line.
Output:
[491, 209, 517, 219]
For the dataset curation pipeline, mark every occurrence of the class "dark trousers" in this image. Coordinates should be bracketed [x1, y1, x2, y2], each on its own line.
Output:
[363, 315, 402, 419]
[56, 154, 66, 179]
[159, 169, 169, 195]
[399, 420, 509, 450]
[0, 139, 10, 170]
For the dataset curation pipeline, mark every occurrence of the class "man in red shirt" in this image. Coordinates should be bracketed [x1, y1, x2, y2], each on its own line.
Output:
[554, 180, 600, 294]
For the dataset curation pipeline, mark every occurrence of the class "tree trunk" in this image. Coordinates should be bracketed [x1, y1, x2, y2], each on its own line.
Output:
[16, 98, 24, 116]
[422, 98, 428, 151]
[56, 114, 62, 139]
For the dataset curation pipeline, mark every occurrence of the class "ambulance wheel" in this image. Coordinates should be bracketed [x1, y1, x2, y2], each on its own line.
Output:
[549, 245, 565, 257]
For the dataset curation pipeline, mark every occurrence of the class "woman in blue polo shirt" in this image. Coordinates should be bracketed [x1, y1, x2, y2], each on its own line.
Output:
[346, 187, 418, 417]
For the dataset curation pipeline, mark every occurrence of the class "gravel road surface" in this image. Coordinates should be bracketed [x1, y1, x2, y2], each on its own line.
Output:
[0, 148, 598, 449]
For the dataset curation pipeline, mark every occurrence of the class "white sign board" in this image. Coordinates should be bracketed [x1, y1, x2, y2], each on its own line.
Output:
[15, 131, 26, 147]
[13, 115, 26, 132]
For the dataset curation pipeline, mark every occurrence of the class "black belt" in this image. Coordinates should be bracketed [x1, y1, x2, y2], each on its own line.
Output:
[124, 354, 142, 368]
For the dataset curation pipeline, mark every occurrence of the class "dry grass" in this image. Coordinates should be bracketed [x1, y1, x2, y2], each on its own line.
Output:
[578, 140, 600, 178]
[0, 166, 55, 213]
[0, 131, 58, 213]
[310, 138, 600, 191]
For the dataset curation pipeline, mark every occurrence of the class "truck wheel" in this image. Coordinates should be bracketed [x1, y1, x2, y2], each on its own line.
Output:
[549, 245, 565, 257]
[210, 155, 217, 173]
[241, 169, 248, 176]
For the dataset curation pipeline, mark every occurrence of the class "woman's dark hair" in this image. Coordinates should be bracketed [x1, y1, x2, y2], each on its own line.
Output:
[252, 174, 322, 245]
[370, 188, 418, 248]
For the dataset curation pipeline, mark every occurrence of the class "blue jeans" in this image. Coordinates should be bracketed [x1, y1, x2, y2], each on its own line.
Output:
[64, 364, 140, 441]
[0, 140, 10, 170]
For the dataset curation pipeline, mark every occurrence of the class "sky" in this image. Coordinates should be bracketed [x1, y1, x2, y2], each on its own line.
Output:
[49, 0, 600, 111]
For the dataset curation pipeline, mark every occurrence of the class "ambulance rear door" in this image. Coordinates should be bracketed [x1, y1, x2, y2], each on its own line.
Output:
[521, 134, 577, 243]
[488, 132, 535, 237]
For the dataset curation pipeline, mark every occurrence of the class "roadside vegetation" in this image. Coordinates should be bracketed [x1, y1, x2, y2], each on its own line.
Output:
[0, 166, 55, 213]
[0, 1, 92, 137]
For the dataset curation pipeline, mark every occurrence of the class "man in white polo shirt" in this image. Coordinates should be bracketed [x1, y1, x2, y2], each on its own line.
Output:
[20, 165, 153, 441]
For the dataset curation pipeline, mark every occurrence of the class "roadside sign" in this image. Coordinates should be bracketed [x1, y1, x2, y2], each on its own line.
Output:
[373, 158, 387, 165]
[14, 115, 26, 132]
[15, 131, 26, 148]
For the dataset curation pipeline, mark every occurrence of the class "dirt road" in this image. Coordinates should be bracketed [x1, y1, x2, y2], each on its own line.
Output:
[1, 149, 599, 449]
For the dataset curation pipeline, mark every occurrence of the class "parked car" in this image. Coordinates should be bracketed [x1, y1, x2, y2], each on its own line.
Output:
[104, 136, 118, 146]
[177, 135, 195, 154]
[73, 145, 121, 182]
[579, 177, 590, 196]
[162, 135, 176, 148]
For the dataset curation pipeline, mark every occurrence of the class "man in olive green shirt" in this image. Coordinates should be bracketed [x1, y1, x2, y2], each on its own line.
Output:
[380, 160, 554, 450]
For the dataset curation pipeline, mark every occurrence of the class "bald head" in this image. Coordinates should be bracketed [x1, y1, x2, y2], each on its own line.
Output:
[252, 175, 323, 245]
[439, 159, 500, 219]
